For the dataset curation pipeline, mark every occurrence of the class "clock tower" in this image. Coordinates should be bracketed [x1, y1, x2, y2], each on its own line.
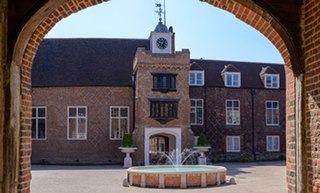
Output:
[131, 2, 194, 165]
[149, 5, 175, 54]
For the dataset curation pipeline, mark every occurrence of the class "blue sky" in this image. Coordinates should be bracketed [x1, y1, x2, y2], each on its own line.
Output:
[46, 0, 284, 64]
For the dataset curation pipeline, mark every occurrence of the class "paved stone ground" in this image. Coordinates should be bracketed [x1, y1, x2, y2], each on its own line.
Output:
[31, 161, 286, 193]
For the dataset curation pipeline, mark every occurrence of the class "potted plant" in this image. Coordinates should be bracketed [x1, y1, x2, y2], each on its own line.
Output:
[118, 133, 137, 168]
[193, 133, 211, 165]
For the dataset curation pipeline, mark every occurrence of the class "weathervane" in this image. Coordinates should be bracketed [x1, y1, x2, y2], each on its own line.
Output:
[155, 0, 166, 25]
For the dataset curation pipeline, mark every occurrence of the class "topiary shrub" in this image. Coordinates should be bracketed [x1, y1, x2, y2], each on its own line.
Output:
[197, 133, 209, 146]
[122, 133, 135, 147]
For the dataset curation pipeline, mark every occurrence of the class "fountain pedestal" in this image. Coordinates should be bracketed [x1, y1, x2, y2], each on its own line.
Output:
[118, 147, 137, 168]
[198, 154, 207, 165]
[193, 146, 211, 165]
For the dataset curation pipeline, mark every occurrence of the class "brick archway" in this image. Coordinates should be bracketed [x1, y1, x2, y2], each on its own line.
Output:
[11, 0, 299, 192]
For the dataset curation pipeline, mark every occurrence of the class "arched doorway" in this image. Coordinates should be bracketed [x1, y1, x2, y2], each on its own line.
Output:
[144, 128, 181, 165]
[8, 0, 301, 192]
[149, 134, 170, 165]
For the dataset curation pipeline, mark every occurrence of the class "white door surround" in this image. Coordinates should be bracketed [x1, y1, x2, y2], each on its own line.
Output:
[144, 128, 181, 165]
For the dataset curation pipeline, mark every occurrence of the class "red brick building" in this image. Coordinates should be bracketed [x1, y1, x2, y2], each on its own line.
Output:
[31, 21, 285, 164]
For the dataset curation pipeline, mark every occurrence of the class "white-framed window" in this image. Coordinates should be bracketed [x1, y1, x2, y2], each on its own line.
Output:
[224, 72, 241, 87]
[266, 101, 279, 126]
[226, 100, 240, 125]
[67, 106, 87, 140]
[264, 74, 279, 89]
[266, 136, 280, 152]
[226, 136, 240, 152]
[189, 71, 205, 86]
[110, 106, 129, 140]
[32, 106, 47, 140]
[191, 99, 204, 125]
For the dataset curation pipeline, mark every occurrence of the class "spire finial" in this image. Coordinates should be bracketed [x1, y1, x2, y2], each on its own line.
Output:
[155, 3, 163, 23]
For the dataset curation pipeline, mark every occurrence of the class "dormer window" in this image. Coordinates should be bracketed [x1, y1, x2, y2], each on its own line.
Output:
[189, 71, 204, 86]
[260, 66, 280, 89]
[264, 74, 279, 89]
[224, 72, 241, 87]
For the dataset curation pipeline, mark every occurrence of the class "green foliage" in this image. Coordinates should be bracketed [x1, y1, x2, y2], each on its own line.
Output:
[122, 133, 134, 147]
[197, 133, 209, 146]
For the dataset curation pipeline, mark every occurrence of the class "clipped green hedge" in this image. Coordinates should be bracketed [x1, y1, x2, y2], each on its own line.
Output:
[197, 133, 209, 146]
[122, 133, 134, 147]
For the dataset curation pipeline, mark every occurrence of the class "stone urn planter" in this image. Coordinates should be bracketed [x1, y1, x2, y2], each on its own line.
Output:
[193, 133, 211, 165]
[193, 146, 211, 165]
[119, 133, 137, 168]
[118, 147, 137, 168]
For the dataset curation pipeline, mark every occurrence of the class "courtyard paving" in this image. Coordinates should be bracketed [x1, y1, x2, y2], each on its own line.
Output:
[31, 161, 286, 193]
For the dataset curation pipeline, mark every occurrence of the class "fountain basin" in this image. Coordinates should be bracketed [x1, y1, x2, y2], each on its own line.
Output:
[127, 165, 226, 188]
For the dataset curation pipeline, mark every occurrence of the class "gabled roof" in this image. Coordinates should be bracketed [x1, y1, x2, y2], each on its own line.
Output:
[190, 59, 285, 89]
[190, 62, 204, 71]
[32, 38, 149, 87]
[260, 66, 279, 75]
[221, 64, 240, 74]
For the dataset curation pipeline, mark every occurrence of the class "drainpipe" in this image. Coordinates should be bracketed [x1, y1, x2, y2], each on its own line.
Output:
[203, 82, 207, 134]
[250, 89, 257, 161]
[132, 75, 136, 132]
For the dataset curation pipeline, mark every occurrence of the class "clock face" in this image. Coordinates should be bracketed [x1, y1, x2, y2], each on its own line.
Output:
[156, 37, 168, 49]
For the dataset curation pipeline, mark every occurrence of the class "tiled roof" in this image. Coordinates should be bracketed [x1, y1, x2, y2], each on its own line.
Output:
[190, 59, 285, 89]
[32, 38, 285, 89]
[32, 38, 149, 87]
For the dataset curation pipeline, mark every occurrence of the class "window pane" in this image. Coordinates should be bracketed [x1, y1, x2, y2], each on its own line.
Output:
[226, 74, 232, 85]
[197, 108, 203, 124]
[38, 119, 46, 139]
[111, 119, 119, 138]
[120, 119, 128, 129]
[266, 109, 272, 124]
[32, 119, 37, 139]
[38, 108, 45, 117]
[196, 73, 202, 84]
[274, 109, 279, 124]
[227, 137, 232, 151]
[68, 119, 77, 138]
[266, 76, 272, 87]
[111, 108, 119, 117]
[197, 100, 203, 106]
[234, 111, 240, 124]
[78, 108, 86, 117]
[153, 76, 158, 88]
[267, 138, 273, 150]
[32, 108, 36, 117]
[226, 111, 232, 124]
[78, 118, 86, 139]
[120, 119, 128, 137]
[233, 75, 239, 85]
[227, 101, 232, 107]
[190, 110, 196, 124]
[69, 108, 76, 116]
[234, 101, 239, 107]
[120, 108, 128, 117]
[234, 137, 240, 151]
[272, 76, 278, 85]
[189, 73, 195, 84]
[272, 76, 278, 87]
[266, 102, 272, 108]
[273, 102, 278, 108]
[191, 100, 196, 107]
[274, 138, 279, 150]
